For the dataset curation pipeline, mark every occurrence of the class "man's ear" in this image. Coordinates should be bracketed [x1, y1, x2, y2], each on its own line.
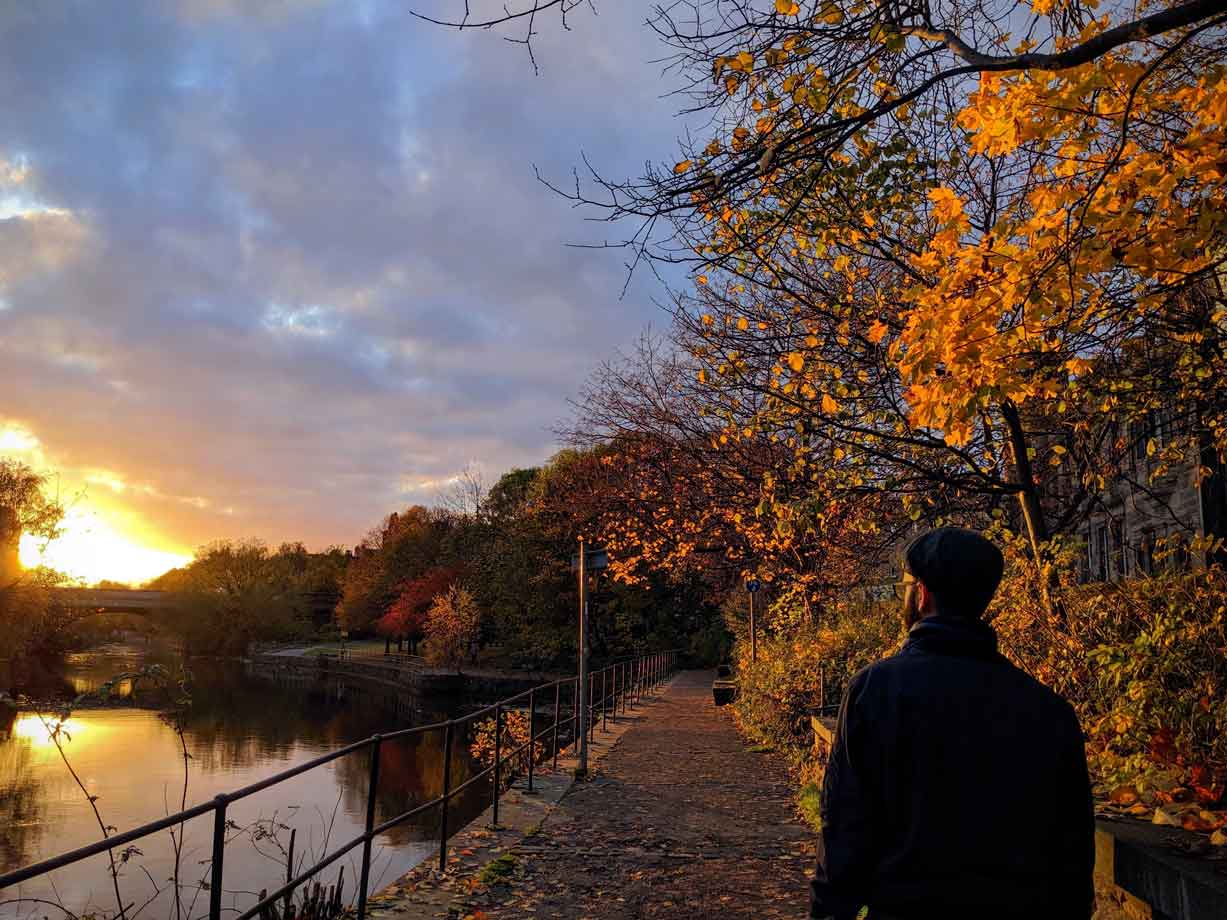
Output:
[917, 580, 936, 616]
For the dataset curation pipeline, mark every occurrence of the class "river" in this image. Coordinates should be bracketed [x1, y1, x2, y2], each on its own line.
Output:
[0, 643, 491, 919]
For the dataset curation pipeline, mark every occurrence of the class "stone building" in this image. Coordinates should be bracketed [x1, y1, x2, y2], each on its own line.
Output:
[1077, 412, 1218, 582]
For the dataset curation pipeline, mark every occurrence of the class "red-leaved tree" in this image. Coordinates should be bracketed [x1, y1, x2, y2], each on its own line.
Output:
[376, 566, 462, 652]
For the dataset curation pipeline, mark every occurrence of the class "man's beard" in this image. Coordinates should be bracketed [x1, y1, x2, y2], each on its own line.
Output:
[902, 583, 922, 628]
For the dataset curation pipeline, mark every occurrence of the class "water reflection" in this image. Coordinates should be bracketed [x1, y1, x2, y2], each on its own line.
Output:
[0, 739, 44, 873]
[0, 645, 488, 919]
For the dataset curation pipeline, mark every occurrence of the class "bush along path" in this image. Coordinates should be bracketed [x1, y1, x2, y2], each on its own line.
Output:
[372, 669, 815, 919]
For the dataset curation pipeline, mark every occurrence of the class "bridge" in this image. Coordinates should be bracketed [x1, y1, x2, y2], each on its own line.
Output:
[51, 588, 175, 613]
[48, 586, 339, 625]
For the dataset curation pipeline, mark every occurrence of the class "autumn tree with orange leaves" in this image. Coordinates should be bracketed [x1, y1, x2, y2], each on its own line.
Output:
[440, 0, 1227, 593]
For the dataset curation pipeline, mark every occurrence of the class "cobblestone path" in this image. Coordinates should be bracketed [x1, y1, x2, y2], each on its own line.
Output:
[447, 670, 815, 919]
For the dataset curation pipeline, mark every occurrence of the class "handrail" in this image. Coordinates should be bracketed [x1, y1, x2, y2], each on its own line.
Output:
[0, 649, 681, 920]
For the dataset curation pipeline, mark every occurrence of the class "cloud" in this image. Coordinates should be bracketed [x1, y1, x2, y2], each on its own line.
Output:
[0, 1, 684, 559]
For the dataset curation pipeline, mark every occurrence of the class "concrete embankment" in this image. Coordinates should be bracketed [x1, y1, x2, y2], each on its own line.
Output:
[248, 651, 562, 718]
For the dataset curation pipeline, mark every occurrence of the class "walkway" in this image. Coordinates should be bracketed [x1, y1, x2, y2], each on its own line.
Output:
[422, 670, 815, 919]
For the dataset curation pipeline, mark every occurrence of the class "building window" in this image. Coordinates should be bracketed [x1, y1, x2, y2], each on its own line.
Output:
[1133, 419, 1149, 463]
[1138, 530, 1155, 576]
[1096, 524, 1109, 581]
[1111, 518, 1127, 577]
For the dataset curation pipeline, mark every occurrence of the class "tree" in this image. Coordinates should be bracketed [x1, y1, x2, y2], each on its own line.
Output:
[429, 1, 1227, 587]
[150, 541, 310, 654]
[336, 506, 451, 633]
[376, 566, 462, 652]
[422, 584, 482, 670]
[0, 460, 68, 657]
[0, 459, 63, 575]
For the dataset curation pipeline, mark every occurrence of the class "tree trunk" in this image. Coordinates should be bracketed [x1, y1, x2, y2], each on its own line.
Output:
[1000, 400, 1066, 624]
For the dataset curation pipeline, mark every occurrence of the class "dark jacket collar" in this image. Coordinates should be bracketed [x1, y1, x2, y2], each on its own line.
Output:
[902, 614, 999, 659]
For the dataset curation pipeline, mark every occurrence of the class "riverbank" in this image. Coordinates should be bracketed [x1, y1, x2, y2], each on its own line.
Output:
[368, 670, 815, 919]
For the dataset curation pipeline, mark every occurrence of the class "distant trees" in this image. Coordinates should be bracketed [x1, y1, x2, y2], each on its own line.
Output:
[150, 541, 347, 654]
[336, 506, 450, 633]
[336, 458, 728, 670]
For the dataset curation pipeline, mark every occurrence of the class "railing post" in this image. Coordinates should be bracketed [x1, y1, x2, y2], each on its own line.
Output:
[438, 721, 454, 872]
[491, 704, 502, 828]
[571, 678, 579, 753]
[527, 687, 537, 793]
[601, 669, 608, 732]
[552, 681, 561, 771]
[208, 794, 228, 920]
[357, 735, 382, 920]
[614, 663, 622, 718]
[588, 678, 596, 745]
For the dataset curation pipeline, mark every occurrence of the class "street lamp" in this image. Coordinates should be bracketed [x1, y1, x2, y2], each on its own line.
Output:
[746, 578, 761, 662]
[570, 537, 608, 776]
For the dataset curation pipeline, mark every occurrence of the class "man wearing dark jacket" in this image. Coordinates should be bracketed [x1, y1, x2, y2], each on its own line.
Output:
[810, 527, 1095, 920]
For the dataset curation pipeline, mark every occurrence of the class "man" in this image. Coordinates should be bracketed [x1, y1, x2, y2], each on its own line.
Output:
[810, 527, 1094, 920]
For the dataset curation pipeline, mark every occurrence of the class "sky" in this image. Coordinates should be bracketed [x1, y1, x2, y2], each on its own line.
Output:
[0, 0, 686, 583]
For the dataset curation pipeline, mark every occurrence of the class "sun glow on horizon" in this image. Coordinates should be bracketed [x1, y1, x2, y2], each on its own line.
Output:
[19, 508, 192, 586]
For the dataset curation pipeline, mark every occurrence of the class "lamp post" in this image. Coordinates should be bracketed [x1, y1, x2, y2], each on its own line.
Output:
[571, 538, 608, 776]
[746, 578, 761, 662]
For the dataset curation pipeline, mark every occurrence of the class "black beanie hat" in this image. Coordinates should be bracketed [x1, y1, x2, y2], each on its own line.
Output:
[904, 527, 1005, 618]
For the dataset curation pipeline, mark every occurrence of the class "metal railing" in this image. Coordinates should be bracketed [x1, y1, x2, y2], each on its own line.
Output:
[332, 646, 425, 665]
[0, 649, 679, 919]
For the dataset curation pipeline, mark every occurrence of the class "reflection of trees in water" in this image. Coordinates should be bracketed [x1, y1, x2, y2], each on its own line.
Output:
[0, 738, 46, 871]
[331, 721, 487, 848]
[169, 660, 364, 773]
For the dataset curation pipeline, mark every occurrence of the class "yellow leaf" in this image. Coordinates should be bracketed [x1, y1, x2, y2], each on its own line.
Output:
[775, 0, 800, 14]
[787, 352, 804, 372]
[674, 160, 693, 175]
[737, 317, 749, 330]
[697, 275, 708, 285]
[822, 393, 839, 414]
[867, 321, 888, 344]
[927, 186, 965, 223]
